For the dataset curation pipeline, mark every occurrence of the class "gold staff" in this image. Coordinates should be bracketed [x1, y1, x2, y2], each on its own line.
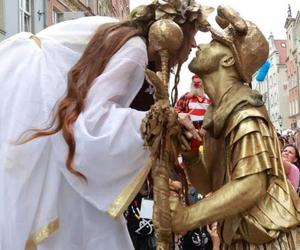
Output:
[141, 19, 184, 250]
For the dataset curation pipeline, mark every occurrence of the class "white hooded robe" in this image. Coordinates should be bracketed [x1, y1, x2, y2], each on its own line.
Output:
[0, 16, 150, 250]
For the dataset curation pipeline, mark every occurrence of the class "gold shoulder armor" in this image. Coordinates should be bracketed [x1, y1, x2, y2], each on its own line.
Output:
[226, 107, 271, 146]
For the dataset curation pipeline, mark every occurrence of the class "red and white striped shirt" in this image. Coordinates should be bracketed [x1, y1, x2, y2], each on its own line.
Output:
[175, 93, 211, 122]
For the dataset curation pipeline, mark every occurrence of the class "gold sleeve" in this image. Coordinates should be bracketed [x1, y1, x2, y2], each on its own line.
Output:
[229, 117, 275, 180]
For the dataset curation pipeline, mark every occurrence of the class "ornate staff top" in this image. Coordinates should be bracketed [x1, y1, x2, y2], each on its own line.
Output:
[130, 0, 214, 32]
[148, 19, 183, 89]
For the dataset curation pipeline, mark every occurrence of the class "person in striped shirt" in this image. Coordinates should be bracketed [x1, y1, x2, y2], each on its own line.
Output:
[175, 74, 210, 150]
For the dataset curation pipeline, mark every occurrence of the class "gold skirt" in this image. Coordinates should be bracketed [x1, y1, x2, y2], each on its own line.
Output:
[221, 228, 300, 250]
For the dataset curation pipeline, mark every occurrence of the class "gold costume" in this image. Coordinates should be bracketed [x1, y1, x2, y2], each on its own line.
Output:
[174, 6, 300, 249]
[138, 4, 300, 249]
[201, 84, 300, 248]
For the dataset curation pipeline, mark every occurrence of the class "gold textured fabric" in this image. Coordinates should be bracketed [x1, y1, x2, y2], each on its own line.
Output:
[108, 160, 151, 218]
[25, 218, 59, 250]
[221, 227, 300, 250]
[222, 109, 300, 245]
[30, 35, 41, 48]
[202, 85, 300, 247]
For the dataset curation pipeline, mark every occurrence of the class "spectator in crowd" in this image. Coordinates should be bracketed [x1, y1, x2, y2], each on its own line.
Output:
[179, 190, 213, 250]
[125, 177, 182, 250]
[288, 135, 296, 145]
[175, 75, 210, 149]
[206, 223, 221, 250]
[277, 133, 288, 150]
[295, 129, 300, 151]
[282, 144, 300, 191]
[125, 179, 156, 250]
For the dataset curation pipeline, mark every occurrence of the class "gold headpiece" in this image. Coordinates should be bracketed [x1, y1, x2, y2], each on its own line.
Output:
[210, 5, 269, 83]
[130, 0, 214, 32]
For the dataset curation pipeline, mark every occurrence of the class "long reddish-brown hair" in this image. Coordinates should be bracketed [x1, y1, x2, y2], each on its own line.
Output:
[20, 18, 194, 180]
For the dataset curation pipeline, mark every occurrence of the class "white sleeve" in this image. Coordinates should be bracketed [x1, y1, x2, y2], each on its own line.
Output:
[51, 37, 150, 212]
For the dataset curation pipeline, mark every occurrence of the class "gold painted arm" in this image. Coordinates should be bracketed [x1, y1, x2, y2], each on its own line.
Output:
[182, 151, 212, 195]
[172, 171, 267, 233]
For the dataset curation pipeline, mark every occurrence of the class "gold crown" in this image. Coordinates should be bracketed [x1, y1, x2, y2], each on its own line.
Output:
[130, 0, 214, 32]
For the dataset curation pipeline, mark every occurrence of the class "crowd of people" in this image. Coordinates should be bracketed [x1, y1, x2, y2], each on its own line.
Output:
[278, 132, 300, 194]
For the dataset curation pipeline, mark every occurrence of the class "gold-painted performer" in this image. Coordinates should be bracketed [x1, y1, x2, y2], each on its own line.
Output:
[170, 5, 300, 249]
[0, 0, 213, 249]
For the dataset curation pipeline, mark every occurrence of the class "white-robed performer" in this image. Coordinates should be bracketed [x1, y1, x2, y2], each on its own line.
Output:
[0, 1, 213, 249]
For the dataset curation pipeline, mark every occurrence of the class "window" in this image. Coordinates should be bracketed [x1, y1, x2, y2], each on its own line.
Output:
[52, 8, 64, 24]
[19, 0, 32, 32]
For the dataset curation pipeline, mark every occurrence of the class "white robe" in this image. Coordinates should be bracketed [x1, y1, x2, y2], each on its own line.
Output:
[0, 17, 149, 250]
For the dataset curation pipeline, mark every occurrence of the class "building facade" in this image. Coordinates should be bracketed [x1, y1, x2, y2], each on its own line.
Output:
[1, 0, 46, 41]
[270, 36, 289, 132]
[47, 0, 129, 26]
[47, 0, 98, 26]
[295, 11, 300, 129]
[98, 0, 129, 19]
[285, 7, 299, 129]
[253, 34, 289, 132]
[111, 0, 129, 19]
[0, 0, 5, 41]
[0, 0, 130, 42]
[98, 0, 112, 16]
